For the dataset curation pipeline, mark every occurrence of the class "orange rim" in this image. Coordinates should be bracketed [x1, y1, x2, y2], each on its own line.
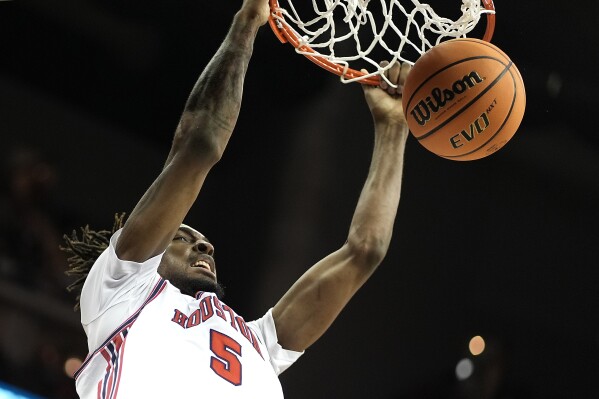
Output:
[269, 0, 496, 86]
[482, 0, 496, 42]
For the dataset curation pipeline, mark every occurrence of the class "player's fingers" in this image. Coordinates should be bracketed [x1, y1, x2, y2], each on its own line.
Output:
[398, 62, 412, 94]
[386, 60, 401, 95]
[379, 61, 390, 90]
[388, 61, 401, 85]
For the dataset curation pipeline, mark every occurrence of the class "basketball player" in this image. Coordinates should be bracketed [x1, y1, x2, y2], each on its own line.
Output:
[63, 0, 411, 397]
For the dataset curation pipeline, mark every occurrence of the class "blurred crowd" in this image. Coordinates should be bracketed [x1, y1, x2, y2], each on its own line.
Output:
[0, 147, 83, 398]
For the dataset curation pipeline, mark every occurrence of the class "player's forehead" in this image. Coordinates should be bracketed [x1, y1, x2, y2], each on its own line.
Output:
[179, 224, 210, 242]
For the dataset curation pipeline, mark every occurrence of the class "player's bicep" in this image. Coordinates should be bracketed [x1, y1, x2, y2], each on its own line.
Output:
[115, 153, 213, 263]
[272, 245, 373, 352]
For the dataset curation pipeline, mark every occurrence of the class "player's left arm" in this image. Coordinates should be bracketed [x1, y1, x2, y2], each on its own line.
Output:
[272, 61, 411, 352]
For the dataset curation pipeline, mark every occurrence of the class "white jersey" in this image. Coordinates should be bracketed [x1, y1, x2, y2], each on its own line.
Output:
[75, 229, 302, 399]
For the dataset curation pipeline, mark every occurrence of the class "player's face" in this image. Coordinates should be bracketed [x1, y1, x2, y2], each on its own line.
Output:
[158, 225, 224, 299]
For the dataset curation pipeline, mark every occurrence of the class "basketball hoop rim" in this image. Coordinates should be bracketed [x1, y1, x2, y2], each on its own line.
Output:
[268, 0, 497, 86]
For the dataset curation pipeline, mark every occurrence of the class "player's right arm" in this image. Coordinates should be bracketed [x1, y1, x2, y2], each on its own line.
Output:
[272, 62, 411, 352]
[114, 0, 270, 263]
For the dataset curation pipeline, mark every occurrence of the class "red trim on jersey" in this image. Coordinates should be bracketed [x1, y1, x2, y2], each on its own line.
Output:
[75, 278, 167, 380]
[97, 331, 126, 399]
[110, 333, 129, 399]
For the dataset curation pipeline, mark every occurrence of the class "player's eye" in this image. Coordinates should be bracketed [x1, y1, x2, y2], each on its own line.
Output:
[173, 236, 189, 242]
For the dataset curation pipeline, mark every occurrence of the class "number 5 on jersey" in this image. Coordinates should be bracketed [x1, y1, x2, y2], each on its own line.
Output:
[210, 329, 242, 385]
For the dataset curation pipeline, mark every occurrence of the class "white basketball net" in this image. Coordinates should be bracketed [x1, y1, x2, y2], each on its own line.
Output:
[270, 0, 495, 85]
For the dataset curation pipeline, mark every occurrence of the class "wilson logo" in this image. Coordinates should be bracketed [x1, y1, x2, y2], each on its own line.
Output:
[410, 71, 485, 126]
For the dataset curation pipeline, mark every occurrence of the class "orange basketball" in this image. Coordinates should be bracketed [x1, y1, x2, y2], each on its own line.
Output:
[402, 38, 526, 161]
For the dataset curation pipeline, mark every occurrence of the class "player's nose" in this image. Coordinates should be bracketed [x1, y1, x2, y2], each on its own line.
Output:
[194, 240, 214, 256]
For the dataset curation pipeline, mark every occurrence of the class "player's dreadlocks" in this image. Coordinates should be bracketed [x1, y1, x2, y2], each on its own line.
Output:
[62, 213, 126, 311]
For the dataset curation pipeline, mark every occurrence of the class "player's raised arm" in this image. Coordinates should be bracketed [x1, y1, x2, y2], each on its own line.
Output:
[272, 61, 412, 352]
[115, 0, 270, 262]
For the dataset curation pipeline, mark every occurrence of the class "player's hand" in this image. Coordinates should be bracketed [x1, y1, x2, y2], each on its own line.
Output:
[362, 61, 412, 126]
[240, 0, 271, 27]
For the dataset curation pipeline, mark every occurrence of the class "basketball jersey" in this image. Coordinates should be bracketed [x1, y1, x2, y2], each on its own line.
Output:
[75, 229, 303, 399]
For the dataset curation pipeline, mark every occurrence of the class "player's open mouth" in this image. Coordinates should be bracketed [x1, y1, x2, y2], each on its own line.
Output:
[190, 260, 212, 272]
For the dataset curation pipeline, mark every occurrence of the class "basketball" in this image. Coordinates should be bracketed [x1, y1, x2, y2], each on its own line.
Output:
[402, 38, 526, 161]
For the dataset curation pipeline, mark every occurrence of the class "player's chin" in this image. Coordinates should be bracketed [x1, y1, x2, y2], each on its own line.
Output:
[187, 275, 225, 299]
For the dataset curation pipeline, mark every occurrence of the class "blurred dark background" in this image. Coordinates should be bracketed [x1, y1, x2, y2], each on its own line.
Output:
[1, 1, 598, 398]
